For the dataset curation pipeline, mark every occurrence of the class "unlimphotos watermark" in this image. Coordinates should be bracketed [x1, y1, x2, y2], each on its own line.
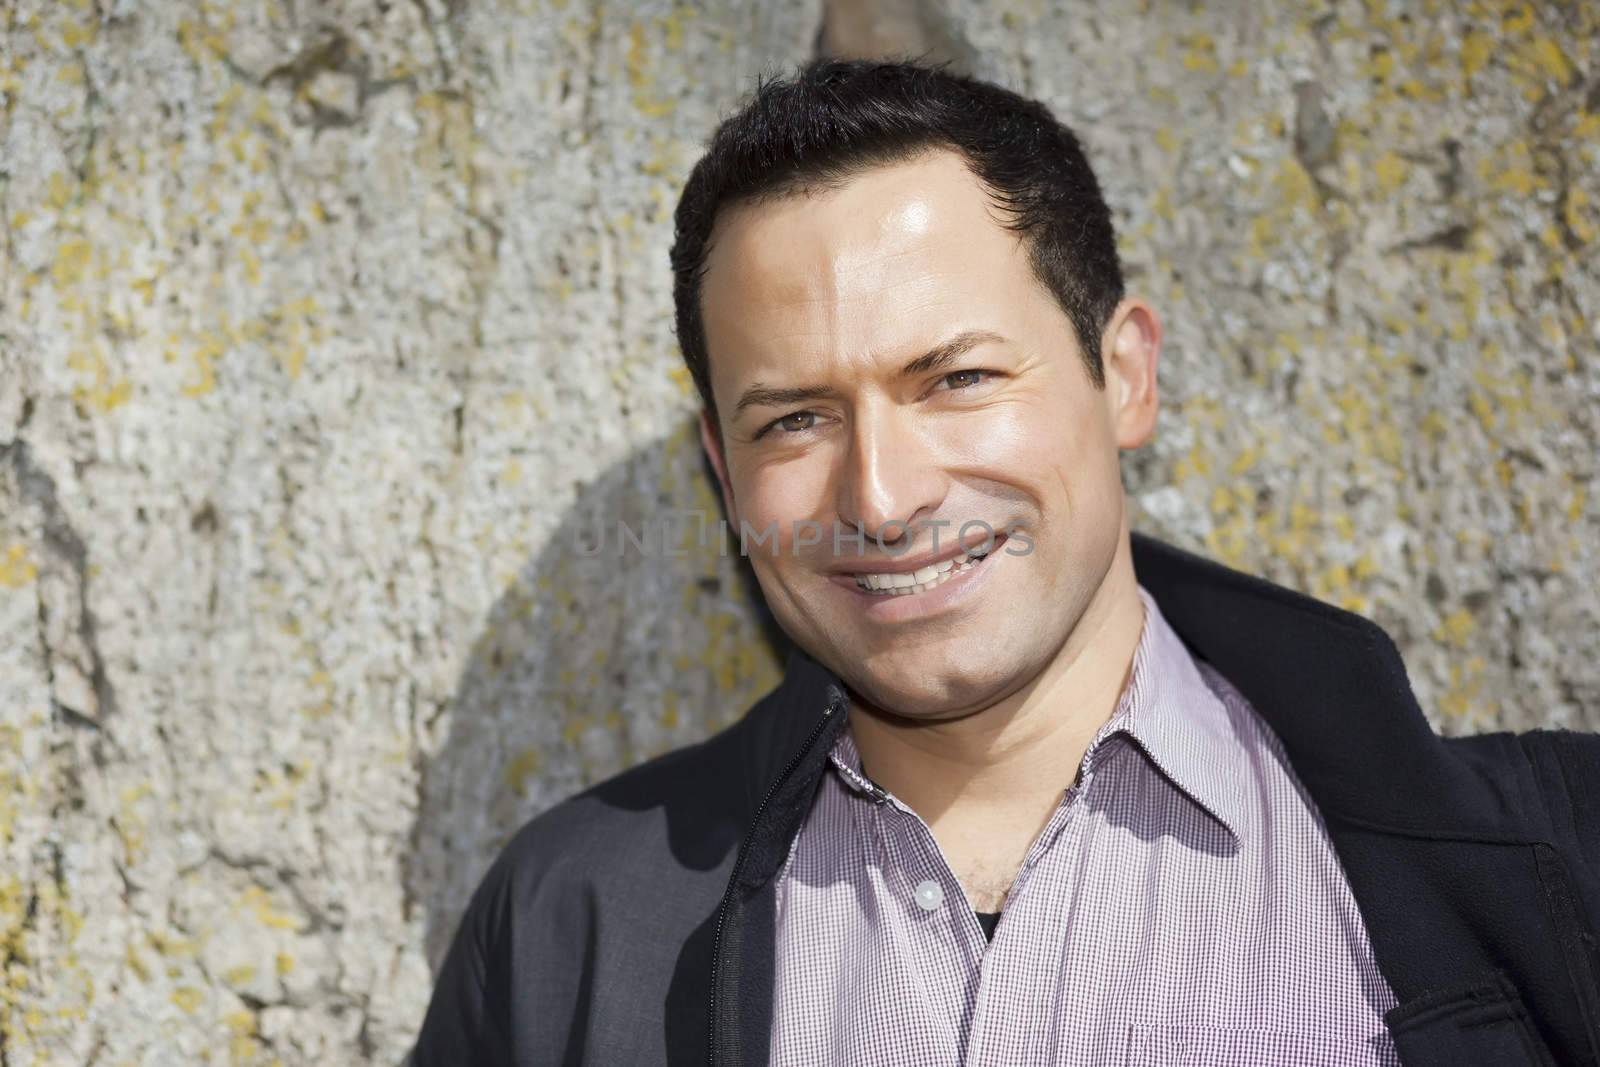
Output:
[570, 512, 1035, 559]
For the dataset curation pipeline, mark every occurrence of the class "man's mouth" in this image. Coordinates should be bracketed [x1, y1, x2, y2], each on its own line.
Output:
[852, 537, 1001, 597]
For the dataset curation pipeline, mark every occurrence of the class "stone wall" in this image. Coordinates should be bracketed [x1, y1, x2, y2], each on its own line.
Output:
[1, 0, 1595, 1062]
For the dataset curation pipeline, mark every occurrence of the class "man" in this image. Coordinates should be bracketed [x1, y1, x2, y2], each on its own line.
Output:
[411, 59, 1600, 1067]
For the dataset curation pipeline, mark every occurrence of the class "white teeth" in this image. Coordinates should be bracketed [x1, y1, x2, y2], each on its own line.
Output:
[854, 548, 989, 596]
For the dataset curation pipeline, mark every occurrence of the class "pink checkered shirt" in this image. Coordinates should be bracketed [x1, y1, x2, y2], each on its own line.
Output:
[770, 584, 1404, 1066]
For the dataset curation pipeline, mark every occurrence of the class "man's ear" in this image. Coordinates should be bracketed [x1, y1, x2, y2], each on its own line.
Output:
[1100, 298, 1161, 450]
[699, 408, 738, 525]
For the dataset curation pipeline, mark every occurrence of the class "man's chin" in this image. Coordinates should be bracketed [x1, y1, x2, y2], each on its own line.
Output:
[833, 663, 1014, 722]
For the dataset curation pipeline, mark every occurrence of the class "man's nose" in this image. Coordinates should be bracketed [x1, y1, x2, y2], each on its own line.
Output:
[833, 409, 946, 549]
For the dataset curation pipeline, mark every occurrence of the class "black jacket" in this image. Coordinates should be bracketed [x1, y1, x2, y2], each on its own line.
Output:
[411, 531, 1600, 1066]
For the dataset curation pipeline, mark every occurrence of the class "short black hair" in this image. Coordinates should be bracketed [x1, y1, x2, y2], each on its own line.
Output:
[669, 58, 1126, 431]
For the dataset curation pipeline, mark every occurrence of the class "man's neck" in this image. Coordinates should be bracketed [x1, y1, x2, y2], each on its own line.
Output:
[842, 537, 1147, 907]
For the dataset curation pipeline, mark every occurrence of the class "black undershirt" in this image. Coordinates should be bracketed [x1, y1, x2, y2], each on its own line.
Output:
[975, 910, 1001, 941]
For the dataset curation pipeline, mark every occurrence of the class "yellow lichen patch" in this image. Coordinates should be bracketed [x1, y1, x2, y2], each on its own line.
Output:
[1371, 152, 1408, 194]
[67, 344, 133, 413]
[1179, 32, 1219, 74]
[1480, 140, 1545, 197]
[1209, 485, 1235, 517]
[659, 5, 696, 52]
[222, 964, 256, 988]
[626, 21, 676, 117]
[240, 886, 302, 932]
[1565, 186, 1596, 245]
[1460, 30, 1494, 79]
[1439, 658, 1489, 719]
[171, 986, 205, 1014]
[1273, 502, 1321, 560]
[561, 714, 592, 747]
[51, 238, 93, 287]
[1436, 607, 1476, 647]
[1203, 511, 1252, 570]
[1519, 36, 1572, 85]
[1315, 562, 1352, 601]
[1418, 410, 1448, 441]
[1172, 444, 1212, 483]
[1274, 157, 1318, 214]
[0, 875, 28, 960]
[180, 333, 228, 398]
[0, 544, 37, 588]
[125, 941, 152, 982]
[501, 747, 544, 797]
[147, 930, 198, 958]
[1498, 1, 1536, 38]
[1338, 593, 1371, 614]
[1466, 391, 1496, 434]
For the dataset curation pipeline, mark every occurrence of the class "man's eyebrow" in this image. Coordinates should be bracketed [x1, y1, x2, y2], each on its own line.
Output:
[732, 383, 838, 419]
[731, 330, 1009, 419]
[899, 329, 1008, 378]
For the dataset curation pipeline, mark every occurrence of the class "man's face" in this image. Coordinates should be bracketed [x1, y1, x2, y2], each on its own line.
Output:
[698, 148, 1158, 719]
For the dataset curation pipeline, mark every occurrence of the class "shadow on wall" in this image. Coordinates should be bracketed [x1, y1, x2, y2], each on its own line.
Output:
[403, 415, 790, 976]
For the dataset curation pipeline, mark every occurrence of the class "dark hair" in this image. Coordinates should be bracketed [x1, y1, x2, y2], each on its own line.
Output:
[670, 58, 1125, 431]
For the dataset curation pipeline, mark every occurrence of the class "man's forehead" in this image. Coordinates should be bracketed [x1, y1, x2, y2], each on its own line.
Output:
[704, 152, 1007, 281]
[700, 154, 1024, 362]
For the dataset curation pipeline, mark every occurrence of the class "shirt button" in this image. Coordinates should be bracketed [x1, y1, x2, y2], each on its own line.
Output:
[913, 879, 944, 911]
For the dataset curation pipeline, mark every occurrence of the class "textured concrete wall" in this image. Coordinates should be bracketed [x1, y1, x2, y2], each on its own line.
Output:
[1, 0, 1595, 1062]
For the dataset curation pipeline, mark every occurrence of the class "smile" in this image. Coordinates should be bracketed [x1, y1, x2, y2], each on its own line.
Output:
[853, 541, 995, 596]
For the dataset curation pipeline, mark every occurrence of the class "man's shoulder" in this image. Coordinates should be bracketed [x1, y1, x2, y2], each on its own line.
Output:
[1441, 724, 1600, 774]
[411, 712, 768, 1066]
[1443, 726, 1600, 857]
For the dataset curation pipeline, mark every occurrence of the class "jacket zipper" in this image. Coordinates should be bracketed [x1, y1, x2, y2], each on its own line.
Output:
[707, 692, 841, 1067]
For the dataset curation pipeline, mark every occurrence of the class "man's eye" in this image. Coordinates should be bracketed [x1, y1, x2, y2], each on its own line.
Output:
[939, 369, 990, 390]
[761, 411, 817, 437]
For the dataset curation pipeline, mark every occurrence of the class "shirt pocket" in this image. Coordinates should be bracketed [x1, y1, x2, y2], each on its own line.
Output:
[1118, 1021, 1396, 1066]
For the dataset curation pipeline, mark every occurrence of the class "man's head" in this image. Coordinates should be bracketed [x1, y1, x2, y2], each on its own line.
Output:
[671, 59, 1162, 720]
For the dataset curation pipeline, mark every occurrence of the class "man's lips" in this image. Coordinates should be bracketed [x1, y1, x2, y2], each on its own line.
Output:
[828, 531, 1009, 576]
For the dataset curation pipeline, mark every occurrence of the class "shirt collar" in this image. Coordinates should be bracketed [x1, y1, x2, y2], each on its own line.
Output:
[1106, 583, 1249, 842]
[825, 583, 1250, 843]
